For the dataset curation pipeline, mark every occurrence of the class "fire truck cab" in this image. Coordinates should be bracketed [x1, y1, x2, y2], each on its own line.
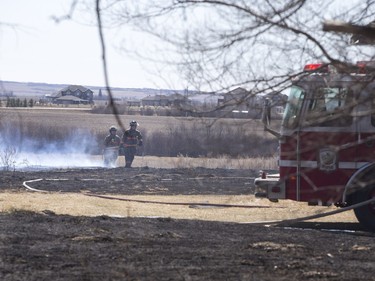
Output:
[255, 62, 375, 231]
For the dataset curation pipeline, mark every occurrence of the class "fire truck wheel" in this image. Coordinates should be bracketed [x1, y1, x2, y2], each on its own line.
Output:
[353, 186, 375, 231]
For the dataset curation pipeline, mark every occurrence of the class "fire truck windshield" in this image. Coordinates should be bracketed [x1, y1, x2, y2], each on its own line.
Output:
[304, 87, 353, 127]
[282, 85, 354, 129]
[282, 86, 304, 129]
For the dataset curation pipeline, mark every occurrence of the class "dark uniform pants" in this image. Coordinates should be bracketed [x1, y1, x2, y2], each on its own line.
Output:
[124, 146, 136, 167]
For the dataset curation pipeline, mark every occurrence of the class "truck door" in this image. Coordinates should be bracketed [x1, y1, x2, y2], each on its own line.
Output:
[297, 86, 357, 204]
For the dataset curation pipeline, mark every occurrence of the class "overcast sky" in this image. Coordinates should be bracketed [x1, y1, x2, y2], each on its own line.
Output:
[0, 0, 372, 91]
[0, 0, 177, 89]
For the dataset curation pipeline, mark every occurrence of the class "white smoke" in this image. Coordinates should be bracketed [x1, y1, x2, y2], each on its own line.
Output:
[0, 127, 104, 170]
[12, 152, 103, 169]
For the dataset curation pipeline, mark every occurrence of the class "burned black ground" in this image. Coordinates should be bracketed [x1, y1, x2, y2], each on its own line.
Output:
[0, 167, 374, 280]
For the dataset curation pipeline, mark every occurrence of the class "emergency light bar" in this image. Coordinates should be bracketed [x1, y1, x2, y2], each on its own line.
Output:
[356, 61, 375, 74]
[303, 63, 328, 72]
[304, 61, 375, 74]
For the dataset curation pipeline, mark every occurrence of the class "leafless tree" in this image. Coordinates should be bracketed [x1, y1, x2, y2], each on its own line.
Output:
[51, 0, 372, 126]
[84, 1, 375, 92]
[4, 1, 375, 108]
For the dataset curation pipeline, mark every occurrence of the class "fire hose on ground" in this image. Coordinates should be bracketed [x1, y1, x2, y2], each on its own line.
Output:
[243, 197, 375, 227]
[22, 178, 284, 209]
[22, 178, 375, 227]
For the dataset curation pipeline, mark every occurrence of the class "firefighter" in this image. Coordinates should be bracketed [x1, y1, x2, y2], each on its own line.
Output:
[103, 126, 121, 167]
[122, 120, 143, 168]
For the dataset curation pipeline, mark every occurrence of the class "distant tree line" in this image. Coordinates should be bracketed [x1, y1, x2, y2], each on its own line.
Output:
[5, 97, 34, 108]
[0, 91, 13, 97]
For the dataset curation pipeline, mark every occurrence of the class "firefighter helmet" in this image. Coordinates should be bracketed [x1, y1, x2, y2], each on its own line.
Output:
[109, 126, 117, 132]
[130, 120, 138, 127]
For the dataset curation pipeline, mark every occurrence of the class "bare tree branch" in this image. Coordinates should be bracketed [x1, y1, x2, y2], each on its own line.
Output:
[95, 0, 126, 132]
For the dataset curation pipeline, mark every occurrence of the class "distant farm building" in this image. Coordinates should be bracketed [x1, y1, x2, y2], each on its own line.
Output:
[218, 87, 262, 118]
[217, 87, 286, 118]
[47, 85, 94, 104]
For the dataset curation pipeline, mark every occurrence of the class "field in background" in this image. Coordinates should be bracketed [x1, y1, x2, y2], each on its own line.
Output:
[0, 107, 280, 166]
[0, 107, 274, 134]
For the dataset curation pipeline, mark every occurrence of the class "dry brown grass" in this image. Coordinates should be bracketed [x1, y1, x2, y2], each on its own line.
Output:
[0, 107, 275, 136]
[0, 192, 357, 224]
[114, 155, 279, 170]
[0, 107, 279, 157]
[0, 106, 279, 169]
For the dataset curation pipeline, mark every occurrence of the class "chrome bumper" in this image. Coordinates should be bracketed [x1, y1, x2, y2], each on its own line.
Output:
[254, 174, 285, 201]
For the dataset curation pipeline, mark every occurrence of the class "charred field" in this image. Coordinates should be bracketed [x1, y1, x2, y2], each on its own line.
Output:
[0, 166, 374, 281]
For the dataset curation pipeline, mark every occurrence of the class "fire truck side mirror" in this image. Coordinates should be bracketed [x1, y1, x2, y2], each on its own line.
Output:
[262, 98, 271, 126]
[261, 98, 280, 138]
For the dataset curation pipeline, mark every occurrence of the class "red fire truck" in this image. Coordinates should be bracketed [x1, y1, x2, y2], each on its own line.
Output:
[255, 62, 375, 231]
